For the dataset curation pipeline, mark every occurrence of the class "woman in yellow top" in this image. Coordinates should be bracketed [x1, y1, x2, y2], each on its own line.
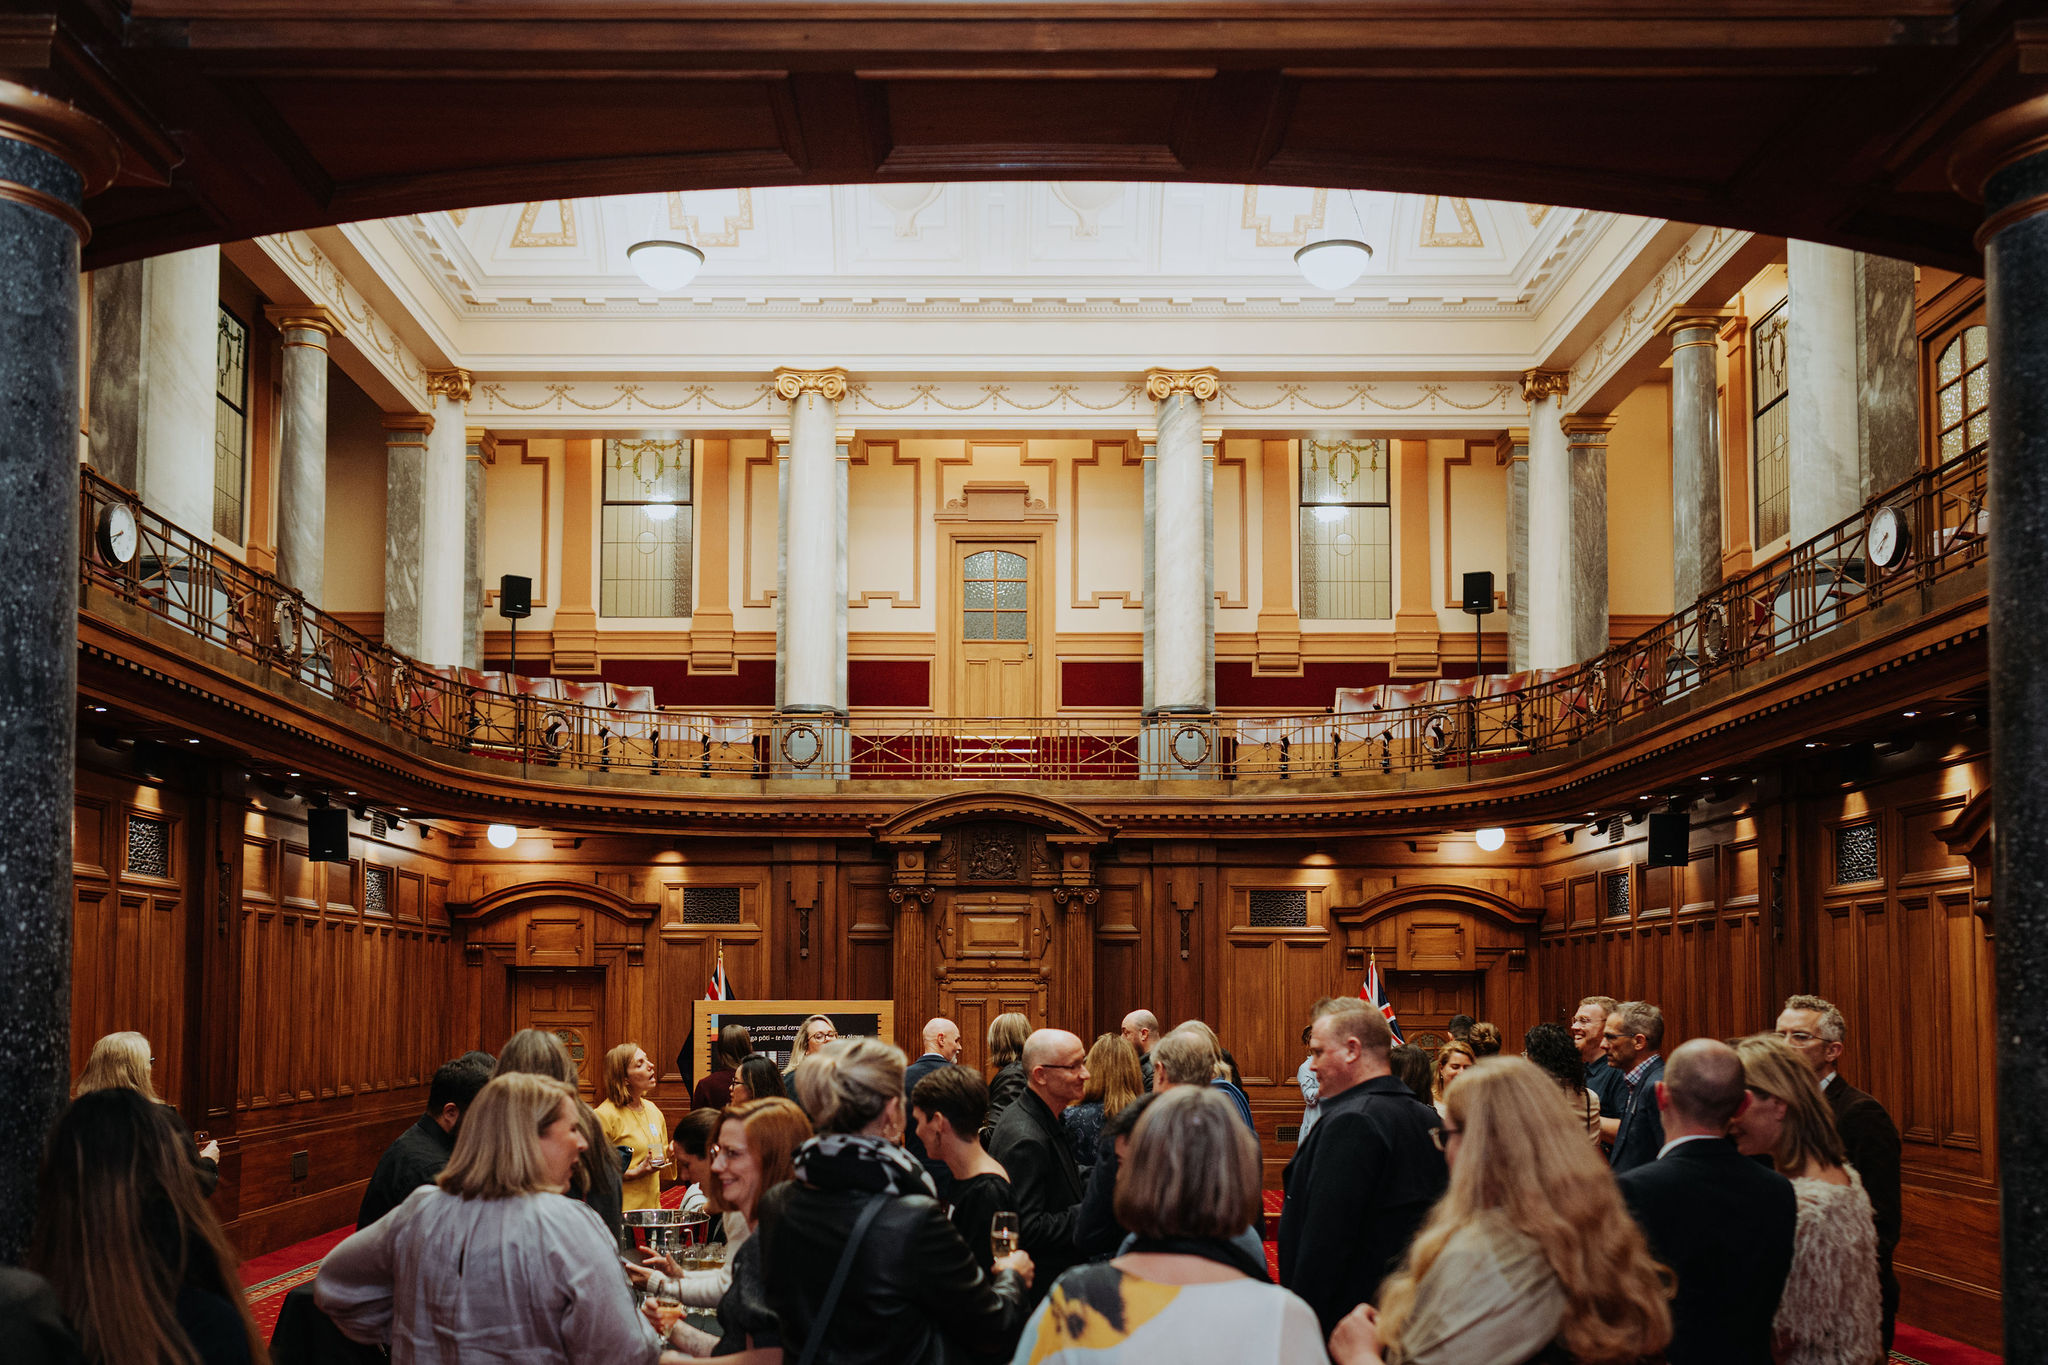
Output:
[594, 1041, 668, 1211]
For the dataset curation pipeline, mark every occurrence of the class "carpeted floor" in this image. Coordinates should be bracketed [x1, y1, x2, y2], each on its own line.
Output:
[243, 1192, 1999, 1364]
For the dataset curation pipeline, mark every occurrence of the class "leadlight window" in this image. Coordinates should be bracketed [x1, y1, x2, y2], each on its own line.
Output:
[963, 550, 1028, 640]
[1299, 435, 1392, 620]
[1752, 302, 1790, 546]
[213, 306, 249, 542]
[1935, 325, 1989, 463]
[600, 438, 693, 618]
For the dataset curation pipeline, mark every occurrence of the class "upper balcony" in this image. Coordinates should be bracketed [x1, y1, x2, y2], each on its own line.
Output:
[77, 449, 1989, 834]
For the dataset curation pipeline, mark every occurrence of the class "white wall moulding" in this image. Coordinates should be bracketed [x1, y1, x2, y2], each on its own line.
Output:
[226, 232, 432, 414]
[469, 378, 1526, 431]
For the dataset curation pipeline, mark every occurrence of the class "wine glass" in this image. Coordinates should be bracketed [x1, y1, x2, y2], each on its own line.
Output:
[990, 1210, 1020, 1261]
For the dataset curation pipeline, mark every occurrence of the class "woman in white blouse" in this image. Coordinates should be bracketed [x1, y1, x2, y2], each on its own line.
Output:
[317, 1072, 662, 1365]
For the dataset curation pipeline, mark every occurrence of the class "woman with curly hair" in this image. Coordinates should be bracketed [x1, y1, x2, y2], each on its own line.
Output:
[1329, 1057, 1672, 1365]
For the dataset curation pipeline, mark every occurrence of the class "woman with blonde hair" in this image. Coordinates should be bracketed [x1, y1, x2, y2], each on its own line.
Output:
[74, 1031, 219, 1194]
[317, 1072, 662, 1365]
[982, 1012, 1032, 1139]
[594, 1040, 667, 1211]
[493, 1028, 623, 1244]
[1730, 1035, 1881, 1365]
[1330, 1057, 1673, 1365]
[1429, 1040, 1477, 1117]
[1062, 1033, 1143, 1165]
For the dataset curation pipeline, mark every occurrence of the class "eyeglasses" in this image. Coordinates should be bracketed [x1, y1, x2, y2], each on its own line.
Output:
[1430, 1125, 1462, 1151]
[1776, 1030, 1824, 1046]
[1600, 1032, 1626, 1042]
[1041, 1061, 1088, 1072]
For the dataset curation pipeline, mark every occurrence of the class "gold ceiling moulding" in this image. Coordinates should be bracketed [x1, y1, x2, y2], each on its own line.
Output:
[426, 368, 475, 404]
[510, 199, 577, 248]
[773, 368, 851, 402]
[1419, 195, 1484, 248]
[1520, 369, 1570, 404]
[1145, 369, 1222, 403]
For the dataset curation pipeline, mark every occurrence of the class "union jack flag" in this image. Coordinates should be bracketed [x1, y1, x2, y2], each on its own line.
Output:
[1361, 948, 1404, 1043]
[705, 946, 734, 1001]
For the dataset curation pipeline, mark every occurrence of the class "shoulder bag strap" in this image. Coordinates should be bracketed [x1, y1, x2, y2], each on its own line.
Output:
[795, 1192, 891, 1365]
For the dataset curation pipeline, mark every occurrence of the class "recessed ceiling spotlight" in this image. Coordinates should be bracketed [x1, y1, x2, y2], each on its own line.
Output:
[398, 807, 410, 812]
[346, 790, 358, 796]
[186, 738, 200, 744]
[1903, 710, 1919, 717]
[1804, 742, 1821, 748]
[288, 771, 300, 777]
[91, 706, 107, 713]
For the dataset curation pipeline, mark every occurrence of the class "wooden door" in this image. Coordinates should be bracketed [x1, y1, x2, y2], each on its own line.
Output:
[1386, 972, 1481, 1056]
[955, 544, 1037, 717]
[512, 969, 606, 1099]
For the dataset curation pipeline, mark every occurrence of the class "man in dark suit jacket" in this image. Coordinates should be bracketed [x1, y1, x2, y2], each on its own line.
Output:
[901, 1016, 963, 1199]
[1618, 1038, 1797, 1365]
[356, 1054, 493, 1227]
[987, 1028, 1090, 1300]
[1777, 994, 1904, 1349]
[1604, 1000, 1667, 1173]
[1279, 1001, 1447, 1337]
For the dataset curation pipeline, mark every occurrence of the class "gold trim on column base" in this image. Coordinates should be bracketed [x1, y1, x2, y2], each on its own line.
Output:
[0, 180, 90, 242]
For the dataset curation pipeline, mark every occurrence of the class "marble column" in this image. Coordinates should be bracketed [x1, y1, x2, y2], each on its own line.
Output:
[265, 307, 337, 606]
[0, 79, 115, 1262]
[415, 370, 471, 666]
[1855, 253, 1921, 498]
[87, 244, 219, 533]
[381, 414, 434, 658]
[1561, 417, 1614, 662]
[463, 428, 494, 670]
[1954, 94, 2048, 1360]
[1143, 369, 1218, 713]
[1496, 429, 1530, 670]
[1522, 370, 1575, 670]
[1663, 309, 1728, 609]
[773, 369, 849, 713]
[1786, 240, 1863, 542]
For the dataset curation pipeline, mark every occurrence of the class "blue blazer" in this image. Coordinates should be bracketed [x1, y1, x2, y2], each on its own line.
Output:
[1607, 1054, 1666, 1173]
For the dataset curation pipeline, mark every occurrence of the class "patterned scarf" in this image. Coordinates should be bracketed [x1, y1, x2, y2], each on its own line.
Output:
[792, 1132, 938, 1199]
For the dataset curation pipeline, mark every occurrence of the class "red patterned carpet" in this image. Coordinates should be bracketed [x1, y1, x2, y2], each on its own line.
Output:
[242, 1193, 1997, 1364]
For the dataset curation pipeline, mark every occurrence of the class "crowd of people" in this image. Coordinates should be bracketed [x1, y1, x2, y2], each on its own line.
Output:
[5, 992, 1902, 1365]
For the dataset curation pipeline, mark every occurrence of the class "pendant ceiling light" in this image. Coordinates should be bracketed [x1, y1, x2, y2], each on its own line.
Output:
[1295, 189, 1374, 291]
[627, 238, 704, 292]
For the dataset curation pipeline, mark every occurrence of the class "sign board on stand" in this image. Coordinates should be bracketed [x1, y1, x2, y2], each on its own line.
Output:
[690, 999, 897, 1078]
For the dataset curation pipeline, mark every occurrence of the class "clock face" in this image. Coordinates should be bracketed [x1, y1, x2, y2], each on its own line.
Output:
[1869, 506, 1906, 570]
[96, 503, 138, 565]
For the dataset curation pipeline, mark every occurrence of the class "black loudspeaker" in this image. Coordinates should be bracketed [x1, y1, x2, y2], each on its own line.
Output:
[1461, 571, 1496, 615]
[309, 807, 349, 864]
[498, 574, 533, 620]
[1647, 811, 1690, 867]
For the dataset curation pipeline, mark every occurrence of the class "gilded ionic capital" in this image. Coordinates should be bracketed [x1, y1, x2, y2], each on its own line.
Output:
[425, 368, 474, 404]
[773, 368, 850, 403]
[1144, 368, 1221, 403]
[1520, 369, 1571, 404]
[264, 305, 341, 343]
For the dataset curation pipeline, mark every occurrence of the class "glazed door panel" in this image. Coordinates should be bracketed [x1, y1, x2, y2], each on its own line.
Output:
[512, 968, 606, 1099]
[954, 543, 1037, 717]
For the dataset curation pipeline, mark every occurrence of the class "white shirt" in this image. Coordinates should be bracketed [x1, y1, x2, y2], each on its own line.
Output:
[1657, 1133, 1721, 1160]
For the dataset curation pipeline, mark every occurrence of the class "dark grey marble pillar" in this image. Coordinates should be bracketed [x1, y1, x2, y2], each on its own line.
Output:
[1855, 253, 1921, 497]
[1665, 313, 1726, 609]
[1562, 417, 1613, 662]
[0, 81, 114, 1262]
[1497, 430, 1530, 670]
[1960, 97, 2048, 1361]
[464, 430, 489, 671]
[268, 308, 335, 606]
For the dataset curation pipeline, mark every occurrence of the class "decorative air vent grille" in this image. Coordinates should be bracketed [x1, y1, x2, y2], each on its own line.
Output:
[1835, 823, 1880, 884]
[1248, 888, 1309, 928]
[1604, 870, 1632, 918]
[365, 866, 391, 916]
[683, 887, 742, 925]
[126, 814, 169, 877]
[1277, 1124, 1302, 1144]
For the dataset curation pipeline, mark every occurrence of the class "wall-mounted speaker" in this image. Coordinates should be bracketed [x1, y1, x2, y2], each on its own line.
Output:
[498, 574, 532, 620]
[1647, 811, 1690, 867]
[309, 808, 349, 863]
[1461, 571, 1496, 615]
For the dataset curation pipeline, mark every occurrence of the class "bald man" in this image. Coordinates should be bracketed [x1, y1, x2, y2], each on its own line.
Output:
[988, 1028, 1090, 1300]
[903, 1017, 964, 1195]
[1120, 1009, 1159, 1091]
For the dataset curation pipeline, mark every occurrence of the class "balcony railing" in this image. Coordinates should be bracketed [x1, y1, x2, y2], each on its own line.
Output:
[78, 445, 1986, 785]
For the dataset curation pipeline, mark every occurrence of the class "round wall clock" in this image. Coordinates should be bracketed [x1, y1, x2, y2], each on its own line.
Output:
[95, 502, 139, 566]
[1868, 505, 1908, 571]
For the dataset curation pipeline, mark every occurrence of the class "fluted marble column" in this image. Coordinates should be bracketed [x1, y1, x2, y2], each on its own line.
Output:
[1664, 309, 1728, 609]
[381, 414, 434, 657]
[0, 79, 116, 1261]
[266, 307, 337, 605]
[774, 369, 849, 713]
[1522, 370, 1575, 670]
[1954, 94, 2048, 1359]
[1787, 240, 1863, 542]
[1497, 429, 1531, 670]
[463, 429, 493, 671]
[1143, 369, 1217, 713]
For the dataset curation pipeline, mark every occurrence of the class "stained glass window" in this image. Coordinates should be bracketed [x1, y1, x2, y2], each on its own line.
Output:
[1935, 325, 1989, 463]
[1299, 435, 1392, 620]
[1752, 302, 1790, 546]
[213, 306, 249, 542]
[963, 550, 1028, 640]
[600, 438, 693, 617]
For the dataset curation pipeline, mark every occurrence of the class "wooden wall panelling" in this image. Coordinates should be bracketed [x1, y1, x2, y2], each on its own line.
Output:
[653, 859, 771, 1083]
[1090, 864, 1148, 1052]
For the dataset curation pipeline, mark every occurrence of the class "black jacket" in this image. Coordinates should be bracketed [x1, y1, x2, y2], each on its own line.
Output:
[986, 1089, 1088, 1296]
[1277, 1074, 1447, 1336]
[901, 1052, 956, 1200]
[1617, 1137, 1796, 1365]
[1607, 1055, 1666, 1173]
[356, 1115, 455, 1228]
[1825, 1074, 1902, 1340]
[981, 1062, 1027, 1143]
[755, 1181, 1029, 1365]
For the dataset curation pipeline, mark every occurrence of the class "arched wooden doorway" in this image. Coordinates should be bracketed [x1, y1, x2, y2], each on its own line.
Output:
[1330, 884, 1542, 1055]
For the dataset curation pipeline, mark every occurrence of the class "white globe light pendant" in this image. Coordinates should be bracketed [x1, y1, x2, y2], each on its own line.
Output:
[627, 239, 705, 292]
[1295, 238, 1373, 291]
[486, 823, 518, 849]
[1474, 826, 1506, 852]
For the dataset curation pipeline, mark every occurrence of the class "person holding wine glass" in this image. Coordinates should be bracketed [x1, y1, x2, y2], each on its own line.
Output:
[595, 1042, 669, 1212]
[911, 1064, 1020, 1274]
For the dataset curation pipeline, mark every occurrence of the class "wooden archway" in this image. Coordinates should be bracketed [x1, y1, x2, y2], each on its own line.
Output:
[1331, 882, 1542, 1050]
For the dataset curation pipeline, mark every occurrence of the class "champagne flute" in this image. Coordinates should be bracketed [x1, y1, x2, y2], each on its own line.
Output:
[990, 1210, 1020, 1261]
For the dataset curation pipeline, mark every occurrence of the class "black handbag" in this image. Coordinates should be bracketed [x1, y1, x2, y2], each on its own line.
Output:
[794, 1193, 890, 1365]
